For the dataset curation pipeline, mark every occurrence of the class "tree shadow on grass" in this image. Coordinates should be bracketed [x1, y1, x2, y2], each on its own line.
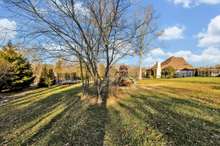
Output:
[165, 79, 220, 85]
[1, 86, 81, 144]
[1, 85, 108, 146]
[31, 99, 108, 146]
[117, 90, 220, 146]
[105, 107, 143, 146]
[21, 95, 81, 146]
[154, 86, 220, 105]
[0, 86, 81, 134]
[8, 85, 69, 105]
[1, 85, 109, 146]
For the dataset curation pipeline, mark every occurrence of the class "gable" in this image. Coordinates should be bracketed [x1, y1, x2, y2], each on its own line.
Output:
[161, 56, 193, 70]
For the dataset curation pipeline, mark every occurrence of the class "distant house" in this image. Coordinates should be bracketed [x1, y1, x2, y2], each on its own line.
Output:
[146, 56, 193, 78]
[146, 56, 220, 78]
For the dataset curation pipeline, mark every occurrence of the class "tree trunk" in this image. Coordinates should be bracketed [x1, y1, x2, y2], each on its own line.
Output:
[96, 79, 103, 105]
[138, 53, 143, 80]
[96, 76, 110, 106]
[79, 59, 87, 96]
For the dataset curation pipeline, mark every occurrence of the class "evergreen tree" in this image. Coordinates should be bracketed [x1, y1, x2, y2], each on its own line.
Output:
[38, 65, 56, 87]
[0, 59, 12, 90]
[0, 42, 34, 91]
[55, 59, 63, 83]
[47, 69, 56, 87]
[38, 65, 48, 87]
[195, 69, 199, 77]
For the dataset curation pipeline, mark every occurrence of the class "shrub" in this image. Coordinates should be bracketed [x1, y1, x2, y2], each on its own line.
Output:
[162, 66, 175, 78]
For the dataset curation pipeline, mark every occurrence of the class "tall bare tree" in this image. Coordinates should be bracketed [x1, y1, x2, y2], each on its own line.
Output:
[3, 0, 138, 104]
[134, 5, 158, 80]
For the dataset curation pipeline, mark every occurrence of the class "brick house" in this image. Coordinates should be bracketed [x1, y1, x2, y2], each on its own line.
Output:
[146, 56, 193, 78]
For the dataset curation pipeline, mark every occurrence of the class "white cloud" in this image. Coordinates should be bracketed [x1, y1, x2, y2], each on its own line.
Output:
[0, 19, 16, 40]
[171, 0, 193, 8]
[198, 15, 220, 47]
[144, 47, 220, 67]
[159, 26, 185, 40]
[170, 0, 220, 8]
[150, 48, 166, 57]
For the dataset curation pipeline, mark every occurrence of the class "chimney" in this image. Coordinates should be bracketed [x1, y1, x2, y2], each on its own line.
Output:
[156, 62, 161, 79]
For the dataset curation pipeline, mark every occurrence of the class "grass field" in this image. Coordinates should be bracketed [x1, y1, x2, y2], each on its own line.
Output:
[0, 77, 220, 146]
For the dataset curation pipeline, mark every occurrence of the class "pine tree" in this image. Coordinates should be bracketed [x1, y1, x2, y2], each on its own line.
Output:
[38, 65, 48, 87]
[47, 69, 56, 87]
[0, 59, 12, 90]
[38, 66, 56, 87]
[0, 42, 34, 91]
[55, 59, 63, 83]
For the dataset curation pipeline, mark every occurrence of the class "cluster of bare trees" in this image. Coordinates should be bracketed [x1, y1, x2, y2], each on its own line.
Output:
[3, 0, 157, 104]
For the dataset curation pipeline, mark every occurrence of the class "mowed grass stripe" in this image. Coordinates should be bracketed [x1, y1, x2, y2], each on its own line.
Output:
[0, 84, 81, 145]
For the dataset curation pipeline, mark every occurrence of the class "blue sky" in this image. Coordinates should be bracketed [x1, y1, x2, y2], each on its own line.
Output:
[1, 0, 220, 67]
[121, 0, 220, 67]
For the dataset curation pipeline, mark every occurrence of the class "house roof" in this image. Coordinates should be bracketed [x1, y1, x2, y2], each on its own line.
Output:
[151, 56, 193, 70]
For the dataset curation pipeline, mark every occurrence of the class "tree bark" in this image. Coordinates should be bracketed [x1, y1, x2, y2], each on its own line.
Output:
[79, 58, 87, 96]
[138, 53, 143, 80]
[96, 79, 103, 105]
[96, 75, 110, 105]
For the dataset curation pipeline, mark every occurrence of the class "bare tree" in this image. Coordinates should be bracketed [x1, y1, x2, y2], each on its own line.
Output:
[134, 5, 158, 80]
[3, 0, 137, 104]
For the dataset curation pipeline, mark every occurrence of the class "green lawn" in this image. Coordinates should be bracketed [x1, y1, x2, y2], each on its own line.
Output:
[0, 77, 220, 146]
